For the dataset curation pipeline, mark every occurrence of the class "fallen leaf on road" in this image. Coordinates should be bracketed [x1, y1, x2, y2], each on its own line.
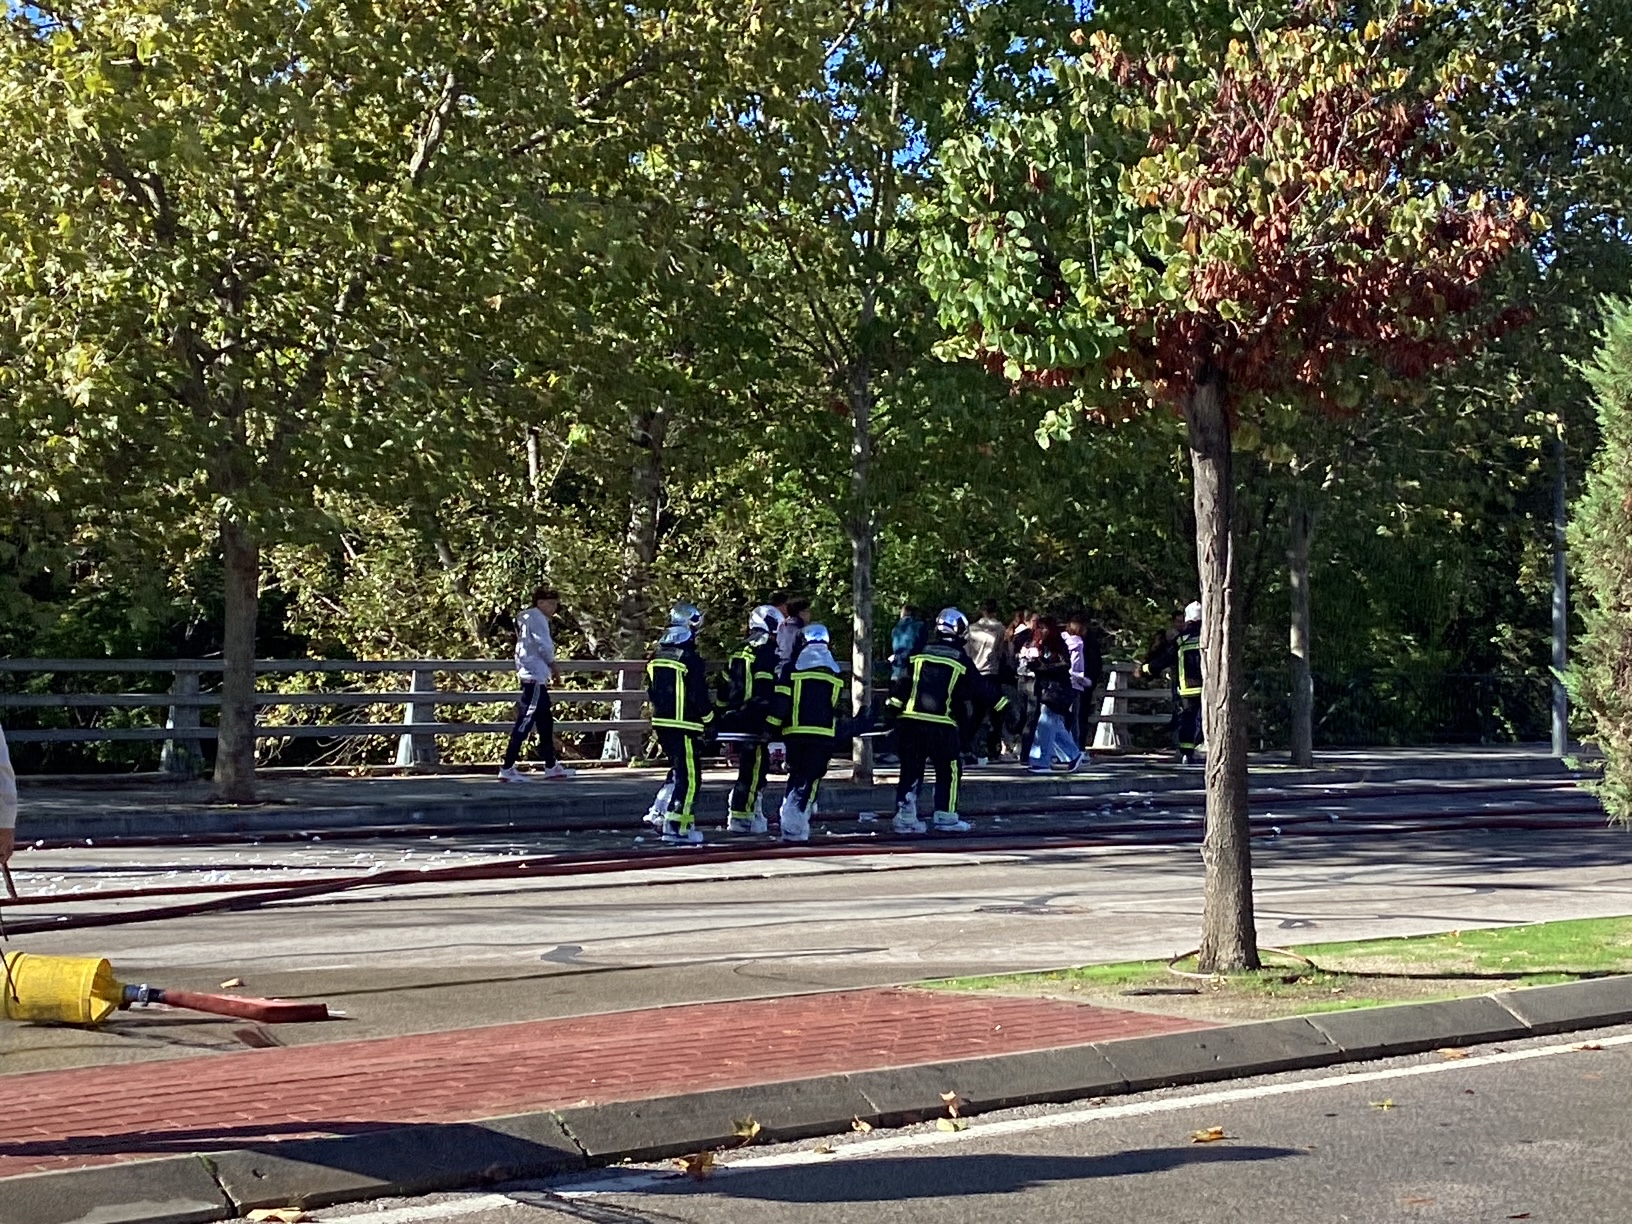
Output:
[1507, 1214, 1531, 1219]
[1436, 1047, 1468, 1060]
[1369, 1099, 1397, 1110]
[851, 1118, 874, 1133]
[1574, 1043, 1603, 1052]
[1190, 1127, 1228, 1144]
[940, 1091, 964, 1119]
[811, 1142, 835, 1154]
[935, 1118, 969, 1132]
[1403, 1196, 1435, 1207]
[676, 1151, 715, 1180]
[246, 1211, 306, 1224]
[732, 1116, 762, 1143]
[220, 978, 244, 989]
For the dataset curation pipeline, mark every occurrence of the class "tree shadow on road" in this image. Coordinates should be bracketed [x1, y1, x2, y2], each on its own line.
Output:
[628, 1146, 1303, 1203]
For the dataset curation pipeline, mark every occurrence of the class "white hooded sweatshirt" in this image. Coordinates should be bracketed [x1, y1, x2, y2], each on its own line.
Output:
[515, 606, 557, 683]
[0, 725, 16, 832]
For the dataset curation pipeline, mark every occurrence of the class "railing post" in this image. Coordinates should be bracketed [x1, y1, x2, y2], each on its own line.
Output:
[161, 668, 204, 778]
[395, 667, 441, 767]
[1094, 664, 1132, 752]
[600, 662, 642, 763]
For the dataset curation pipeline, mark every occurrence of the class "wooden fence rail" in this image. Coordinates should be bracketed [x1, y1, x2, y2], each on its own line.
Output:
[0, 657, 1175, 772]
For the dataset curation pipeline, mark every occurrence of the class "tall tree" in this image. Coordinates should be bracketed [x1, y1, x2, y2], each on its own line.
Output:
[1569, 300, 1632, 820]
[0, 0, 753, 796]
[922, 1, 1534, 969]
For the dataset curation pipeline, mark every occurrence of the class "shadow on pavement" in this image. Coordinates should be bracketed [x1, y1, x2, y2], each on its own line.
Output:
[0, 1119, 400, 1160]
[626, 1147, 1304, 1202]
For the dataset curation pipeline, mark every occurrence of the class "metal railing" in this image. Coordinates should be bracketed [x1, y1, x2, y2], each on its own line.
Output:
[1090, 662, 1174, 751]
[0, 656, 1177, 773]
[0, 658, 651, 772]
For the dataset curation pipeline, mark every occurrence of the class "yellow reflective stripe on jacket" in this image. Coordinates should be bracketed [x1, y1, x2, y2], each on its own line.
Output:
[786, 671, 844, 736]
[649, 657, 707, 731]
[1176, 641, 1203, 697]
[899, 654, 963, 725]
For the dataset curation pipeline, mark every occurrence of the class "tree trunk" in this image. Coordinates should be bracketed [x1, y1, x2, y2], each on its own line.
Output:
[615, 404, 667, 652]
[605, 404, 667, 762]
[1184, 375, 1259, 973]
[1288, 495, 1316, 768]
[433, 532, 485, 649]
[526, 427, 542, 507]
[214, 517, 260, 803]
[848, 351, 876, 785]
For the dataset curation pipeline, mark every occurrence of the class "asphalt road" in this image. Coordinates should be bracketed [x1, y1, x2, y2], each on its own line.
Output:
[313, 1024, 1632, 1224]
[0, 779, 1625, 1073]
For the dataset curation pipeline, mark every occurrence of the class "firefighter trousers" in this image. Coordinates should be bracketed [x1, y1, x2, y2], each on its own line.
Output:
[895, 720, 962, 815]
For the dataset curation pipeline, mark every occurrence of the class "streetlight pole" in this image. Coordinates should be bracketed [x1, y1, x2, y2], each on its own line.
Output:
[1552, 435, 1569, 758]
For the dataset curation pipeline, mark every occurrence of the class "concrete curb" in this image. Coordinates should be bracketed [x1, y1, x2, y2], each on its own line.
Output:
[21, 753, 1578, 842]
[6, 974, 1630, 1224]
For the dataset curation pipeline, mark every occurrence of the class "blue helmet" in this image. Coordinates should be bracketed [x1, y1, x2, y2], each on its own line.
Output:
[667, 603, 704, 631]
[748, 605, 783, 642]
[934, 607, 969, 641]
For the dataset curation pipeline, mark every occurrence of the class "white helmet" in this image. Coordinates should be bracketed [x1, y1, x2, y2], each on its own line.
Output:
[934, 607, 968, 641]
[668, 603, 704, 632]
[1184, 601, 1202, 624]
[802, 623, 831, 647]
[748, 605, 784, 640]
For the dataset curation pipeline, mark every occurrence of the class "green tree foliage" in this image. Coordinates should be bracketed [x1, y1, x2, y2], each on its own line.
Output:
[0, 0, 783, 794]
[0, 0, 1625, 809]
[920, 0, 1537, 970]
[1569, 299, 1632, 820]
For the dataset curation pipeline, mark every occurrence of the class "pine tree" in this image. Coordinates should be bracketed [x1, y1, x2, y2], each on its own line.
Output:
[1570, 299, 1632, 820]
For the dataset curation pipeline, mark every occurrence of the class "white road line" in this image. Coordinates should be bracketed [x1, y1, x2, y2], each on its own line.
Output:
[316, 1030, 1632, 1222]
[553, 1031, 1632, 1196]
[315, 1195, 517, 1224]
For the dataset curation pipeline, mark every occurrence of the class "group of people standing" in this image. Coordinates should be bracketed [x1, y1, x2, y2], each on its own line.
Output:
[892, 602, 1103, 774]
[638, 596, 841, 845]
[498, 586, 1209, 847]
[638, 598, 1025, 845]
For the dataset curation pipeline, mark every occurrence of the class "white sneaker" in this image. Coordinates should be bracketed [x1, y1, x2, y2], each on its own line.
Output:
[662, 820, 704, 845]
[648, 780, 675, 821]
[541, 763, 577, 779]
[498, 766, 537, 783]
[932, 811, 972, 833]
[892, 807, 928, 835]
[779, 803, 811, 843]
[725, 815, 755, 834]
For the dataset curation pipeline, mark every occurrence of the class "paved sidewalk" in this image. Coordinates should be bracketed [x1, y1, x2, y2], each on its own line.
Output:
[12, 745, 1578, 843]
[0, 988, 1204, 1181]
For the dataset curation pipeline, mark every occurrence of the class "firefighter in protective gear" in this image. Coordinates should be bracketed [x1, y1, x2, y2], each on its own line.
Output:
[645, 604, 713, 844]
[1144, 601, 1204, 764]
[887, 608, 1007, 834]
[644, 603, 707, 826]
[770, 624, 844, 843]
[717, 605, 784, 833]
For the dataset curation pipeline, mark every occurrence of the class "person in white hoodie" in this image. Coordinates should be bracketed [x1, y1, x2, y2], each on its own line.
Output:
[500, 587, 576, 782]
[0, 724, 15, 864]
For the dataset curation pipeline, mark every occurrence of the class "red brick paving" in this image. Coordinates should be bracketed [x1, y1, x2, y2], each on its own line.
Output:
[0, 987, 1207, 1179]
